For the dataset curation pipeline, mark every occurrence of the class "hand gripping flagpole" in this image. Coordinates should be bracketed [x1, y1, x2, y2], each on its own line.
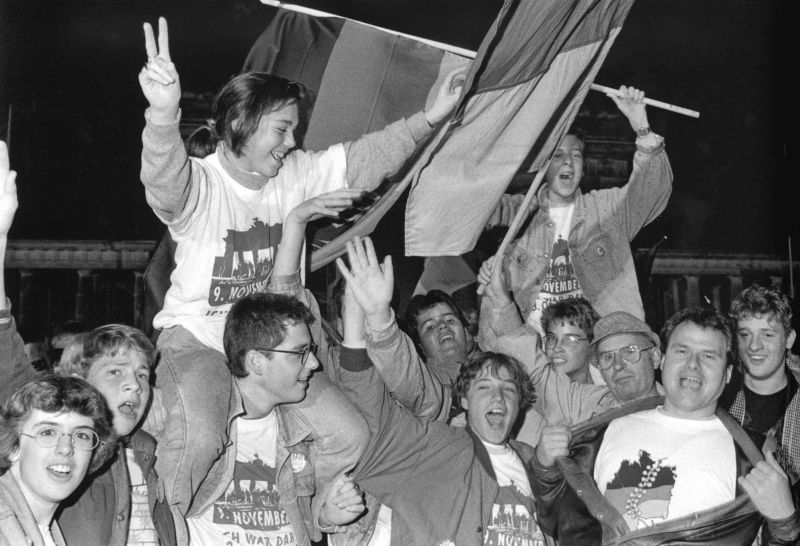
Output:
[476, 163, 549, 296]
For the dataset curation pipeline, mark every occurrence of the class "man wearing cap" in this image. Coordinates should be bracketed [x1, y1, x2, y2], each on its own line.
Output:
[532, 306, 800, 545]
[480, 265, 663, 446]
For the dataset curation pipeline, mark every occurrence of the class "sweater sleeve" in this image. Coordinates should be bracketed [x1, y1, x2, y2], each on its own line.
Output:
[365, 313, 454, 422]
[140, 108, 201, 228]
[0, 308, 37, 403]
[608, 134, 674, 240]
[343, 112, 432, 190]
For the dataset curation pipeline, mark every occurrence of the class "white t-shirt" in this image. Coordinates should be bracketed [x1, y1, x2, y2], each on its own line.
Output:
[188, 412, 296, 545]
[527, 204, 585, 335]
[595, 407, 736, 531]
[154, 146, 347, 352]
[482, 440, 546, 546]
[38, 524, 57, 546]
[125, 448, 158, 545]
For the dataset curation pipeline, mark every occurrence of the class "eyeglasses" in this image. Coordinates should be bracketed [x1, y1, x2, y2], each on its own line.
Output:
[544, 333, 589, 351]
[255, 342, 318, 366]
[21, 427, 101, 451]
[594, 344, 656, 370]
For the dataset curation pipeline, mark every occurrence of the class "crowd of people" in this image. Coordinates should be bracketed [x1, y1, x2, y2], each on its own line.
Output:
[0, 15, 798, 546]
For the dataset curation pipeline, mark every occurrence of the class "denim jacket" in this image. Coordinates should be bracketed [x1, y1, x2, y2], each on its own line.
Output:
[0, 473, 67, 546]
[186, 384, 320, 546]
[504, 135, 672, 322]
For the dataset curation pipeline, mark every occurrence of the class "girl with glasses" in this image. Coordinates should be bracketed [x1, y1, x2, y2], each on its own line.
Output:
[0, 375, 116, 546]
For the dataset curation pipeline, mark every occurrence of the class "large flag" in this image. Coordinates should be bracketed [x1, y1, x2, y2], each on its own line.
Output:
[244, 9, 469, 270]
[405, 0, 636, 255]
[247, 0, 636, 263]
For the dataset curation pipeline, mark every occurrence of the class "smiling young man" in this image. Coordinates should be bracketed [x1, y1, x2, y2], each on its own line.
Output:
[179, 292, 365, 546]
[336, 235, 567, 545]
[724, 284, 800, 491]
[488, 86, 672, 335]
[533, 307, 800, 545]
[541, 298, 599, 384]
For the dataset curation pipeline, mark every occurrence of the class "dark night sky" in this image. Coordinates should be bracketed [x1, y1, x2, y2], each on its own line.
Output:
[0, 0, 792, 256]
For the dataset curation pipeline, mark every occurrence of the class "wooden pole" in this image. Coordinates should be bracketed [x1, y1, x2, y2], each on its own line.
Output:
[477, 164, 549, 296]
[590, 84, 699, 118]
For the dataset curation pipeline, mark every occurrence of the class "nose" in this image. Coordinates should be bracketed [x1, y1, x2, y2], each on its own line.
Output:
[748, 333, 762, 351]
[55, 433, 75, 456]
[305, 352, 320, 371]
[123, 371, 143, 393]
[612, 353, 627, 371]
[285, 130, 297, 149]
[490, 386, 504, 402]
[688, 353, 701, 370]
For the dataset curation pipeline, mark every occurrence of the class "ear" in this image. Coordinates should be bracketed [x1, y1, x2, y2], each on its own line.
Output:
[460, 397, 469, 412]
[658, 350, 665, 370]
[9, 446, 20, 463]
[245, 350, 265, 376]
[652, 348, 662, 369]
[725, 365, 733, 384]
[786, 329, 797, 351]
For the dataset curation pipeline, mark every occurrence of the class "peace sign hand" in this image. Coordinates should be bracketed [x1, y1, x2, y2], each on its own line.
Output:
[138, 17, 181, 121]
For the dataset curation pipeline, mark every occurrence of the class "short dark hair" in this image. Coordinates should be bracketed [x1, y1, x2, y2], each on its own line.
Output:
[454, 352, 536, 412]
[405, 290, 468, 349]
[211, 73, 306, 157]
[56, 324, 155, 378]
[541, 298, 599, 339]
[730, 284, 794, 333]
[224, 293, 315, 378]
[660, 306, 734, 355]
[0, 375, 116, 474]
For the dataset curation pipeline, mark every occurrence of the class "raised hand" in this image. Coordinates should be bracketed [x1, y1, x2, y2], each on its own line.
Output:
[287, 188, 366, 225]
[606, 85, 649, 133]
[738, 450, 796, 520]
[335, 236, 393, 328]
[424, 65, 469, 126]
[319, 473, 366, 527]
[0, 141, 18, 238]
[138, 17, 181, 121]
[477, 256, 512, 306]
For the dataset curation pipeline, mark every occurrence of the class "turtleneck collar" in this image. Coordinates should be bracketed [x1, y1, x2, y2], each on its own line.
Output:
[216, 144, 271, 191]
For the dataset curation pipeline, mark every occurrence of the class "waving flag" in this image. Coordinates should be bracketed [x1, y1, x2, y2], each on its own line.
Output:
[244, 7, 469, 268]
[405, 0, 637, 255]
[247, 0, 636, 262]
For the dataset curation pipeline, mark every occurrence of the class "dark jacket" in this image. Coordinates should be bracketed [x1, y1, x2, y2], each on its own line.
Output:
[57, 430, 176, 546]
[339, 347, 561, 545]
[530, 397, 800, 546]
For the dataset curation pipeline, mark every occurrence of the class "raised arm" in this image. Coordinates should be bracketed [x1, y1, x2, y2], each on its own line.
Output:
[0, 141, 37, 402]
[138, 17, 197, 223]
[739, 451, 800, 545]
[336, 236, 453, 420]
[343, 67, 466, 190]
[603, 86, 673, 238]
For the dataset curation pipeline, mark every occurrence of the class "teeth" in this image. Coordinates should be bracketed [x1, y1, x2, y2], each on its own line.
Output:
[119, 402, 137, 416]
[49, 465, 71, 474]
[272, 151, 285, 160]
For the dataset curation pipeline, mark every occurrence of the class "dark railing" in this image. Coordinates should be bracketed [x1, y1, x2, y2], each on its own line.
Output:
[4, 239, 797, 340]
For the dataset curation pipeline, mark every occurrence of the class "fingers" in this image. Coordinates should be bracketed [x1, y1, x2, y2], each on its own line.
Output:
[444, 66, 468, 94]
[157, 17, 171, 61]
[143, 22, 158, 59]
[0, 141, 8, 176]
[142, 60, 176, 86]
[381, 254, 394, 284]
[331, 477, 365, 512]
[765, 450, 788, 477]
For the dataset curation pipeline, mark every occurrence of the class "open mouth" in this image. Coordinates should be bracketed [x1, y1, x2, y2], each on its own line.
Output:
[439, 332, 455, 344]
[559, 172, 574, 181]
[271, 150, 286, 162]
[747, 354, 767, 363]
[118, 401, 139, 418]
[486, 409, 506, 427]
[47, 464, 73, 479]
[679, 376, 702, 389]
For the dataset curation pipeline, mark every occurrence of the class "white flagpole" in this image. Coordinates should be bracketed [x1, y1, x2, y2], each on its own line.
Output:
[259, 0, 701, 118]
